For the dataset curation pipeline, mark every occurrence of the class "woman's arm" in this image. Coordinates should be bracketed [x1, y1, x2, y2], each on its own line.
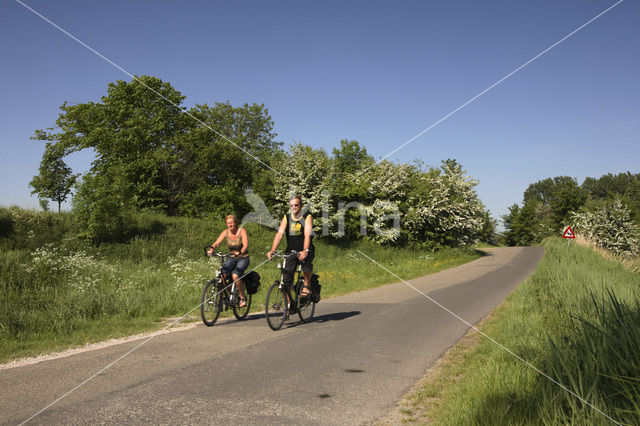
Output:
[211, 230, 226, 250]
[240, 228, 249, 255]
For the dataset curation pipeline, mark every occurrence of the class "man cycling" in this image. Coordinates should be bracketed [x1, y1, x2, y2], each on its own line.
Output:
[268, 195, 314, 297]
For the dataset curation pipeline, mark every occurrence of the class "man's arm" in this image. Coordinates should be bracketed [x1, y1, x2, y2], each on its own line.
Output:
[299, 214, 313, 261]
[268, 216, 287, 259]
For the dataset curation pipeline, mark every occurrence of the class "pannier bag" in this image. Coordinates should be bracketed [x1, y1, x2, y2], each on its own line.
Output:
[310, 273, 321, 303]
[244, 271, 261, 295]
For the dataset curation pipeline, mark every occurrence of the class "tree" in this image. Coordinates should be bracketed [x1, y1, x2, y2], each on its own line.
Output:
[175, 102, 281, 217]
[502, 202, 549, 246]
[478, 211, 498, 245]
[32, 76, 189, 214]
[582, 172, 640, 224]
[331, 139, 374, 200]
[272, 141, 332, 221]
[402, 160, 485, 248]
[573, 198, 639, 256]
[31, 76, 282, 241]
[72, 165, 136, 243]
[523, 176, 586, 231]
[29, 143, 78, 212]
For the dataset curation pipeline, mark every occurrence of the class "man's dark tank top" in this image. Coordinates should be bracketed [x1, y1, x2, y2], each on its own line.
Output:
[285, 212, 313, 252]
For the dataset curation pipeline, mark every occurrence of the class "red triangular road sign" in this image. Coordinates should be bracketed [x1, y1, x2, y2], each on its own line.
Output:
[562, 226, 575, 239]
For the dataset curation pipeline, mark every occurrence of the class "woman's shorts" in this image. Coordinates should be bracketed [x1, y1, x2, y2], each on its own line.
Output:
[221, 256, 250, 277]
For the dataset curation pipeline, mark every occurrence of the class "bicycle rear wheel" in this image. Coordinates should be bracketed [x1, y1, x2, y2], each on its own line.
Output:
[265, 282, 287, 331]
[233, 291, 252, 320]
[201, 279, 222, 326]
[295, 279, 315, 323]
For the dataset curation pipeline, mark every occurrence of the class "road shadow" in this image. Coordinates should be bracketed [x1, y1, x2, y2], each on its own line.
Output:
[311, 310, 361, 323]
[474, 248, 494, 257]
[282, 310, 361, 329]
[210, 310, 360, 328]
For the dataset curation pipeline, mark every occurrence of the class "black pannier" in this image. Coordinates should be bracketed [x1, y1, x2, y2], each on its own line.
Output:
[244, 271, 261, 295]
[310, 273, 321, 303]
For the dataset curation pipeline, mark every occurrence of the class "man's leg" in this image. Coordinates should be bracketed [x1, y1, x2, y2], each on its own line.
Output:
[283, 258, 296, 287]
[301, 271, 312, 295]
[300, 251, 314, 297]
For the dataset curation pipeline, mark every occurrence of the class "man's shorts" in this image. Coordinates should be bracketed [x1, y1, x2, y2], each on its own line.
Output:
[284, 249, 314, 274]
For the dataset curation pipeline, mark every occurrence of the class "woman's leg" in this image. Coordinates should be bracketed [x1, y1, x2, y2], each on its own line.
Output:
[233, 257, 250, 306]
[232, 273, 245, 298]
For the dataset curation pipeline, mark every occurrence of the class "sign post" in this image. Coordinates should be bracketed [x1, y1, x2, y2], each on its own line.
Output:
[562, 226, 576, 246]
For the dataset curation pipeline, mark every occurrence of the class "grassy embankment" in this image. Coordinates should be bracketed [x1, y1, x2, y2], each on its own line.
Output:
[0, 207, 482, 364]
[397, 237, 640, 425]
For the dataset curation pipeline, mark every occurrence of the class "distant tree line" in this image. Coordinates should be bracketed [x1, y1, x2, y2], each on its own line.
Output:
[30, 75, 494, 246]
[503, 172, 640, 252]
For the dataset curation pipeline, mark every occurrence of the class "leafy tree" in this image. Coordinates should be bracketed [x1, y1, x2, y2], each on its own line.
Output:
[272, 141, 332, 223]
[32, 76, 189, 214]
[175, 102, 280, 217]
[478, 210, 498, 245]
[582, 172, 640, 223]
[505, 176, 586, 246]
[331, 139, 374, 201]
[401, 160, 485, 248]
[29, 143, 78, 212]
[523, 176, 586, 231]
[573, 197, 639, 256]
[31, 76, 281, 240]
[72, 165, 136, 243]
[502, 202, 553, 246]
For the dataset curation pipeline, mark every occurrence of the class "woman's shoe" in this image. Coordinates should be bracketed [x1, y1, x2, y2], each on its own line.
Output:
[238, 297, 247, 308]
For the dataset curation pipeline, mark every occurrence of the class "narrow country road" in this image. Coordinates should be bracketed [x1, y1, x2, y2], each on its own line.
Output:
[1, 246, 544, 425]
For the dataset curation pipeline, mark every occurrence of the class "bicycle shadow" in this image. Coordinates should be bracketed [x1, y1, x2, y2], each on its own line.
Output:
[308, 310, 361, 323]
[239, 310, 361, 327]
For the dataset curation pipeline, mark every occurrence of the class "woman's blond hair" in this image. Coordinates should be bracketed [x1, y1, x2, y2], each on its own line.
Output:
[225, 214, 238, 224]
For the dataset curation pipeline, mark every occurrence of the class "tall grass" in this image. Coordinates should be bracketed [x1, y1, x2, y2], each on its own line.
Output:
[419, 237, 640, 425]
[0, 208, 480, 364]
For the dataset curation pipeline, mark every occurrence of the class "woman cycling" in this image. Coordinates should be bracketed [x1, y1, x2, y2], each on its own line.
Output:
[208, 214, 250, 308]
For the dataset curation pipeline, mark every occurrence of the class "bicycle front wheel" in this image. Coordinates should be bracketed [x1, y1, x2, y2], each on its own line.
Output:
[233, 292, 252, 321]
[296, 279, 315, 323]
[265, 282, 287, 331]
[201, 280, 222, 326]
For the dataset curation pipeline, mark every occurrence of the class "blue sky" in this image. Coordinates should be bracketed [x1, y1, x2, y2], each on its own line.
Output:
[1, 0, 638, 225]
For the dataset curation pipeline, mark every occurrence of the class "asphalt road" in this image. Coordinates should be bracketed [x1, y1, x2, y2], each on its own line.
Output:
[1, 246, 544, 425]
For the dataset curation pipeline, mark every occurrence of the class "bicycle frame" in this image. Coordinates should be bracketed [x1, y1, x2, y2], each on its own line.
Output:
[276, 252, 302, 303]
[265, 251, 315, 330]
[201, 251, 254, 327]
[211, 253, 240, 308]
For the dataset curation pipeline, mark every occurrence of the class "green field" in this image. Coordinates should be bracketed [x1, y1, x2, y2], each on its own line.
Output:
[0, 208, 481, 364]
[399, 237, 640, 425]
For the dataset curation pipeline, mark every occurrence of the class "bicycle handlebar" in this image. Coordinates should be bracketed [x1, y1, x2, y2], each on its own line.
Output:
[203, 248, 236, 258]
[269, 250, 300, 258]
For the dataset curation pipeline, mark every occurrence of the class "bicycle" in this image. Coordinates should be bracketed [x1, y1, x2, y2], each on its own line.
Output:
[265, 251, 316, 331]
[201, 251, 252, 326]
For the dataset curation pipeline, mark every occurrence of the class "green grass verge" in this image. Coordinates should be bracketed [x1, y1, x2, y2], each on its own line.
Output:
[0, 211, 481, 364]
[401, 237, 640, 425]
